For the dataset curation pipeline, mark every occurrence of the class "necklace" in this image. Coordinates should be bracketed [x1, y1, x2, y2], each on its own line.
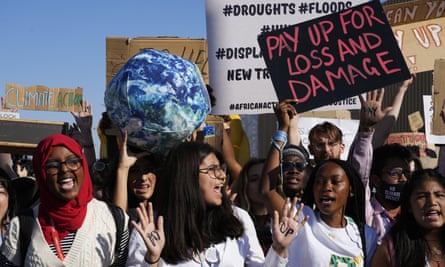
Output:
[427, 246, 445, 267]
[205, 244, 219, 264]
[432, 247, 443, 256]
[192, 244, 220, 266]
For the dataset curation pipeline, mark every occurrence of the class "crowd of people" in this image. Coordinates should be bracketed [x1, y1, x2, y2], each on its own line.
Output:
[0, 74, 444, 267]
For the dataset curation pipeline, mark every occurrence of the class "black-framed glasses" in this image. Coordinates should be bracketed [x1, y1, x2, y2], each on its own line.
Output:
[282, 161, 307, 172]
[385, 168, 411, 181]
[199, 165, 227, 182]
[44, 157, 82, 175]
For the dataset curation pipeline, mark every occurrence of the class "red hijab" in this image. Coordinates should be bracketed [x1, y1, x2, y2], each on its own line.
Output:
[32, 134, 93, 244]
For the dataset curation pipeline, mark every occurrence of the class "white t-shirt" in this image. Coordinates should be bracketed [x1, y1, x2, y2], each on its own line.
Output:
[265, 206, 377, 267]
[126, 206, 265, 267]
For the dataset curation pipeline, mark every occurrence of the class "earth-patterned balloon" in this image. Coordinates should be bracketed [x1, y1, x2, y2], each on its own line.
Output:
[105, 49, 211, 154]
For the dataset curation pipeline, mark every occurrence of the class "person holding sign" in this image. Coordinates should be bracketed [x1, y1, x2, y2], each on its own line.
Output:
[261, 100, 311, 217]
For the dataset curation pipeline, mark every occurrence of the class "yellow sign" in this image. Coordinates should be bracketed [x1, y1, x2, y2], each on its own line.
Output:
[408, 111, 424, 132]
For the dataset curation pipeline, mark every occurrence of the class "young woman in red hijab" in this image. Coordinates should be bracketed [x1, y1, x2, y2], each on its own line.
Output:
[0, 134, 129, 266]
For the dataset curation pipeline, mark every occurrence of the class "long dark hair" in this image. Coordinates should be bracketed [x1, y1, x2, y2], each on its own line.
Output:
[302, 159, 368, 262]
[127, 153, 163, 209]
[390, 169, 445, 267]
[233, 158, 265, 216]
[154, 142, 244, 264]
[0, 176, 16, 229]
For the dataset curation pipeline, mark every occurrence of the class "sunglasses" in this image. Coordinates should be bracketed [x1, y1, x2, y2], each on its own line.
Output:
[282, 161, 307, 172]
[385, 169, 412, 180]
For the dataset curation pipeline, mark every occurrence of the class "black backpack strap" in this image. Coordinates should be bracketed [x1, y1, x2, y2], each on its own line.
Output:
[107, 203, 128, 267]
[18, 209, 35, 266]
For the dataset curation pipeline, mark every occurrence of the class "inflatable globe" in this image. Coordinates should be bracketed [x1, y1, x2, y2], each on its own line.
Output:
[104, 49, 211, 154]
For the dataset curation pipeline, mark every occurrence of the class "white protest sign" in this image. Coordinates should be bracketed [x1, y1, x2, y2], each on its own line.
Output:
[0, 111, 19, 119]
[205, 0, 370, 115]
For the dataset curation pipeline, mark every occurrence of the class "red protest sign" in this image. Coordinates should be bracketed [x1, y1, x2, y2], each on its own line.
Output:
[257, 0, 411, 113]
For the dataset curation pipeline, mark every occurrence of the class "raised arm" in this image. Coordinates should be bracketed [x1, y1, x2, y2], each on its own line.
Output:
[261, 99, 297, 216]
[348, 89, 392, 225]
[70, 99, 96, 167]
[288, 113, 301, 146]
[113, 131, 137, 211]
[131, 202, 165, 267]
[349, 89, 392, 178]
[267, 198, 308, 260]
[373, 74, 414, 147]
[222, 128, 243, 184]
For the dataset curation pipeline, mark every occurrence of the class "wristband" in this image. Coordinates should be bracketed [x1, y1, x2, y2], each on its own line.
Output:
[272, 130, 287, 143]
[272, 140, 284, 152]
[146, 256, 160, 264]
[272, 130, 287, 147]
[271, 130, 287, 151]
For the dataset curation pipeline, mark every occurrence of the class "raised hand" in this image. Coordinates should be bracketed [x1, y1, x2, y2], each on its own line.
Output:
[274, 99, 298, 131]
[132, 202, 165, 265]
[70, 99, 93, 131]
[271, 198, 309, 258]
[359, 89, 393, 131]
[0, 96, 18, 112]
[118, 131, 138, 170]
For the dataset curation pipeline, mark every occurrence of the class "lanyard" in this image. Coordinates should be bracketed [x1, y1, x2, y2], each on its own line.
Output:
[49, 226, 65, 260]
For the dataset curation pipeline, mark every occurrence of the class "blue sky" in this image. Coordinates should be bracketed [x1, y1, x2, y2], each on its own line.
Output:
[0, 0, 206, 155]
